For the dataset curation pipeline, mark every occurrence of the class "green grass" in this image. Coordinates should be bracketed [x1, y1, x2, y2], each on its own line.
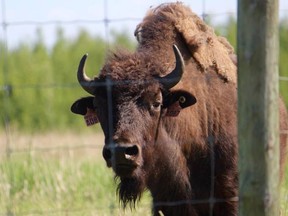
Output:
[281, 165, 288, 216]
[0, 152, 287, 215]
[0, 154, 152, 215]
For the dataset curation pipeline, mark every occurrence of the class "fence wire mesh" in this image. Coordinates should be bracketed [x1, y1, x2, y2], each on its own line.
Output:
[1, 0, 288, 215]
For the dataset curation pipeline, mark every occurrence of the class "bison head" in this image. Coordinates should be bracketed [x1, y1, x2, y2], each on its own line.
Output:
[71, 45, 196, 206]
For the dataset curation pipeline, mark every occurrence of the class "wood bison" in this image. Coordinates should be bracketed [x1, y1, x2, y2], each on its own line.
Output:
[71, 3, 288, 216]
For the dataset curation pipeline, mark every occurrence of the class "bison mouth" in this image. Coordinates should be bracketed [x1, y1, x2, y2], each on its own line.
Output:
[113, 163, 138, 177]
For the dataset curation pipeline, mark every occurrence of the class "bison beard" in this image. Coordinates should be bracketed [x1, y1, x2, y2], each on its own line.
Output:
[117, 176, 145, 208]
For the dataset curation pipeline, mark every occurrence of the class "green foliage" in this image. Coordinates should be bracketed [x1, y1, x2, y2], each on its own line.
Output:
[214, 17, 288, 106]
[1, 19, 288, 131]
[0, 28, 136, 131]
[279, 19, 288, 106]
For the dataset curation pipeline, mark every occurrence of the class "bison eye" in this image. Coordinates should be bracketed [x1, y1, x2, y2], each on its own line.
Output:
[179, 96, 186, 104]
[151, 101, 161, 110]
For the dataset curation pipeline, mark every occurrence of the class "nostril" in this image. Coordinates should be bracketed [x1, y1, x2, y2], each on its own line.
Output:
[103, 148, 112, 160]
[125, 145, 139, 156]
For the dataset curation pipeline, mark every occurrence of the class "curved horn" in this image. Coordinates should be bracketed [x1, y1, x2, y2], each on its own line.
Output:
[77, 54, 96, 95]
[159, 45, 185, 89]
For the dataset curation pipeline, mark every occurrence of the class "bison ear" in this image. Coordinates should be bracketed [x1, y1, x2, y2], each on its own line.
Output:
[71, 97, 94, 115]
[163, 90, 196, 117]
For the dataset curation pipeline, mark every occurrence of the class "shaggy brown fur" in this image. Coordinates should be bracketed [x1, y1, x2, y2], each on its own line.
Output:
[135, 3, 237, 83]
[71, 3, 288, 216]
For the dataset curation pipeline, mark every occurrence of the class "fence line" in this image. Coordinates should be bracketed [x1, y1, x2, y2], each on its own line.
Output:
[1, 70, 288, 95]
[2, 129, 288, 156]
[0, 195, 239, 216]
[2, 9, 288, 28]
[1, 74, 288, 93]
[3, 7, 288, 28]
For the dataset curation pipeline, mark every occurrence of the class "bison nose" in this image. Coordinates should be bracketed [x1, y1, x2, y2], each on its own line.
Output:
[102, 144, 140, 175]
[114, 144, 139, 161]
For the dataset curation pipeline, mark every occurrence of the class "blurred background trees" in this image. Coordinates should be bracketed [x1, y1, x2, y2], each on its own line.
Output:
[1, 19, 288, 131]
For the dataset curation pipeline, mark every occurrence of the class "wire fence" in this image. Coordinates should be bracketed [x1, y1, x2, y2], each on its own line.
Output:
[0, 0, 237, 154]
[1, 0, 288, 215]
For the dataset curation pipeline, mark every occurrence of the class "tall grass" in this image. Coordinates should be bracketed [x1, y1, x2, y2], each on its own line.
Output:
[0, 153, 151, 215]
[0, 131, 287, 215]
[281, 165, 288, 216]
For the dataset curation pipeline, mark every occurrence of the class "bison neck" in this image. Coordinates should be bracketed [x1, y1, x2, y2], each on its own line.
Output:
[144, 131, 197, 216]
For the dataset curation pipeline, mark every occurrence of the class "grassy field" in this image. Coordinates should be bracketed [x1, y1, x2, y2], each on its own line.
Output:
[0, 131, 287, 215]
[0, 155, 152, 215]
[0, 131, 152, 215]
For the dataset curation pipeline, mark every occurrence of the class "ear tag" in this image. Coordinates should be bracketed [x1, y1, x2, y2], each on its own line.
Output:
[84, 108, 99, 126]
[166, 101, 182, 117]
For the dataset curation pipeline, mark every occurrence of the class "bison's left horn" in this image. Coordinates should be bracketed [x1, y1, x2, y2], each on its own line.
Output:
[77, 54, 96, 95]
[158, 45, 185, 89]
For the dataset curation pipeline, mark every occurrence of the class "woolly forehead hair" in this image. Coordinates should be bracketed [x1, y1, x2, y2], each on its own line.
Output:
[100, 50, 166, 81]
[98, 50, 165, 94]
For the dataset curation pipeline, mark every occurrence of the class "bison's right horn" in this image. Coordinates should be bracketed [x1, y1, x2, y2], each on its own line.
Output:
[158, 45, 185, 89]
[77, 54, 96, 95]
